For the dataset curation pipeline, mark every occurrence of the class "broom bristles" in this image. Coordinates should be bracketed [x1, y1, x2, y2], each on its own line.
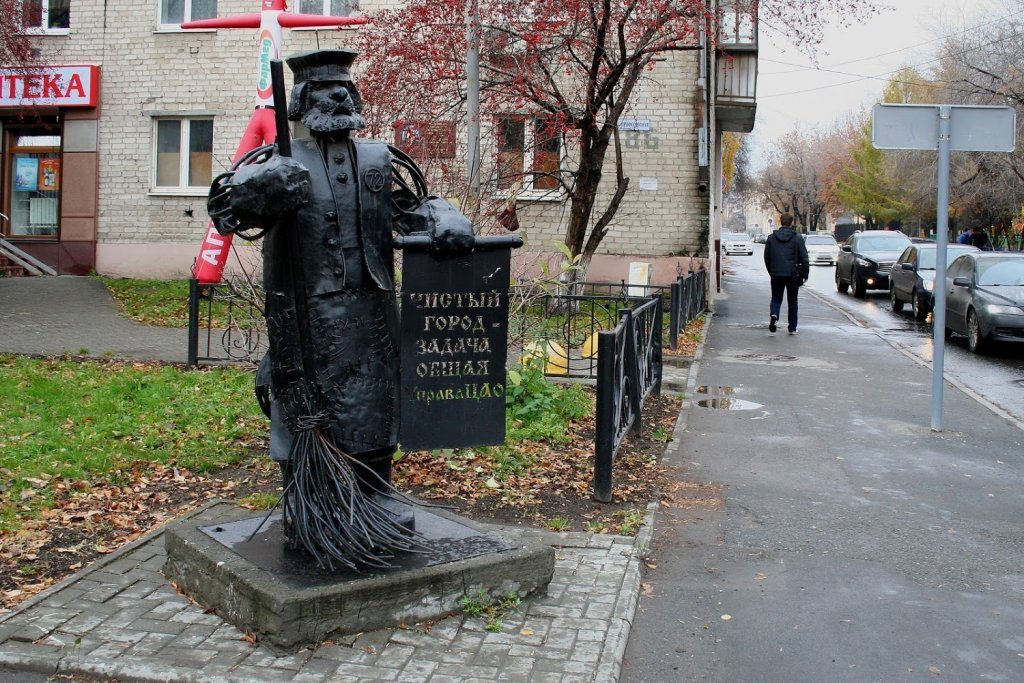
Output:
[282, 427, 425, 571]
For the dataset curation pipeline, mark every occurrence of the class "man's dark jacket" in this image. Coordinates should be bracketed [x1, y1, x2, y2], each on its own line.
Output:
[763, 227, 810, 280]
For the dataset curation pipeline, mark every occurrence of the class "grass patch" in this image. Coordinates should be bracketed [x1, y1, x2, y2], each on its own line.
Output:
[98, 277, 192, 327]
[0, 354, 265, 531]
[459, 589, 522, 632]
[97, 276, 247, 329]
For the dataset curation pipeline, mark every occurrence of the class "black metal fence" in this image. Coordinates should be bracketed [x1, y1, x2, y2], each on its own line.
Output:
[593, 295, 663, 503]
[668, 269, 708, 348]
[186, 279, 265, 366]
[510, 290, 662, 379]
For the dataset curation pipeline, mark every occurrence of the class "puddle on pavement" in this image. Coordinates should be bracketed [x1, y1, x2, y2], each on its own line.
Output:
[696, 385, 735, 395]
[695, 385, 762, 410]
[696, 397, 764, 410]
[735, 353, 797, 363]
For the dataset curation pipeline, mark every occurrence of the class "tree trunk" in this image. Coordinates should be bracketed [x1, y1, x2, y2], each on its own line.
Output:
[562, 127, 612, 287]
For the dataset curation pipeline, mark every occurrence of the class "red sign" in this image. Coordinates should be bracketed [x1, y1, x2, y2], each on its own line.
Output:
[0, 65, 99, 108]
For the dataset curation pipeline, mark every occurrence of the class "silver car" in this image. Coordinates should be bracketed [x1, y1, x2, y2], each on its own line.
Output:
[722, 232, 753, 255]
[805, 234, 839, 266]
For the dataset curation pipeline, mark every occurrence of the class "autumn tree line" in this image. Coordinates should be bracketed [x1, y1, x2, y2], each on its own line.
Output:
[738, 0, 1024, 245]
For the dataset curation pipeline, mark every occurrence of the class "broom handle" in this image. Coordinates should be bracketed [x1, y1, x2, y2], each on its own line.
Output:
[271, 60, 292, 158]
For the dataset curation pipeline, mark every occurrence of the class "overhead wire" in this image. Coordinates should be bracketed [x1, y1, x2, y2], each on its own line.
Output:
[757, 20, 1024, 99]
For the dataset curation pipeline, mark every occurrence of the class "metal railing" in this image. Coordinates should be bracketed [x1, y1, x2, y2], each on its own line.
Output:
[510, 290, 660, 379]
[186, 279, 265, 366]
[593, 295, 663, 503]
[668, 269, 708, 348]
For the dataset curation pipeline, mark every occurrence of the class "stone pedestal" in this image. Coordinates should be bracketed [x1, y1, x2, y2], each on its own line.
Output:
[163, 501, 555, 652]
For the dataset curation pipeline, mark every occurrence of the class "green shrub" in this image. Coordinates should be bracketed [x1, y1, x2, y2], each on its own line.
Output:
[504, 363, 589, 444]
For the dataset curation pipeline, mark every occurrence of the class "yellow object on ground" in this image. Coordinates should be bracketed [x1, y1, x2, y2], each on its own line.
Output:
[579, 331, 600, 359]
[521, 340, 570, 375]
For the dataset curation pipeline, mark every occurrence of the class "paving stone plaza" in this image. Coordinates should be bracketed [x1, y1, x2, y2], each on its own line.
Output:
[0, 507, 655, 682]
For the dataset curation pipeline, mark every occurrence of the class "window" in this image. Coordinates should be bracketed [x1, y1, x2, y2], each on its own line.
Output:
[21, 0, 70, 33]
[159, 0, 217, 28]
[393, 120, 456, 159]
[297, 0, 360, 16]
[152, 118, 213, 193]
[495, 116, 562, 194]
[5, 129, 61, 238]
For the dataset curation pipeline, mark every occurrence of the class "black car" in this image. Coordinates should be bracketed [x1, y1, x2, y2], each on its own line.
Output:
[835, 230, 912, 297]
[944, 252, 1024, 353]
[889, 243, 979, 320]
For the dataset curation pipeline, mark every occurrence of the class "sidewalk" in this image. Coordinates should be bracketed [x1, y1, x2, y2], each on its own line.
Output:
[621, 262, 1024, 682]
[0, 275, 694, 682]
[0, 276, 189, 363]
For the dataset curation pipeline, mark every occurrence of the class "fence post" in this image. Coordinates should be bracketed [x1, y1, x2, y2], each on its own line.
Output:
[593, 330, 616, 503]
[187, 278, 200, 367]
[669, 280, 681, 349]
[653, 295, 663, 397]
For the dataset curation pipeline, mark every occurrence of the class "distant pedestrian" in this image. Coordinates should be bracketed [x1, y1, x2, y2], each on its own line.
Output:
[969, 226, 992, 250]
[958, 229, 971, 245]
[763, 213, 810, 335]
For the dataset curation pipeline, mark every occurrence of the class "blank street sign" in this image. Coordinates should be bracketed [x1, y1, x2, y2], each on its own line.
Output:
[873, 104, 1015, 152]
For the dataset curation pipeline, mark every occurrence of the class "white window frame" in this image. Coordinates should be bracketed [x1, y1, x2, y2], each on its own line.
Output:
[156, 0, 218, 31]
[21, 0, 71, 36]
[494, 115, 564, 201]
[150, 116, 214, 196]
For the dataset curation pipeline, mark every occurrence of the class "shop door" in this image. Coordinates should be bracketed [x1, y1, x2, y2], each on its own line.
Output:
[4, 127, 62, 238]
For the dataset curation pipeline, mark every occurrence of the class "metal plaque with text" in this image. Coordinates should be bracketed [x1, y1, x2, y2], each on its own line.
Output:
[398, 246, 512, 451]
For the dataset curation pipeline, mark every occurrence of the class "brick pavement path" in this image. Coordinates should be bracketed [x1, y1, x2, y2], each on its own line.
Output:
[0, 504, 654, 682]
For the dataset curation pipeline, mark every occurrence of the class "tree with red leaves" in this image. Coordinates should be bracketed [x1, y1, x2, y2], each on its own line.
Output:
[0, 1, 45, 67]
[357, 0, 877, 281]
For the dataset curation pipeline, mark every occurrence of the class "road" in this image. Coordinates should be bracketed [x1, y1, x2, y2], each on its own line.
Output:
[742, 245, 1024, 427]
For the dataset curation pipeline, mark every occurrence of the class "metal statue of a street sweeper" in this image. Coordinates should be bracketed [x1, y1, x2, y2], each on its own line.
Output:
[207, 49, 475, 571]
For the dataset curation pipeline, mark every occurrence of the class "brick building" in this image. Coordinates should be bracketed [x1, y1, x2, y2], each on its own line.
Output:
[1, 1, 756, 285]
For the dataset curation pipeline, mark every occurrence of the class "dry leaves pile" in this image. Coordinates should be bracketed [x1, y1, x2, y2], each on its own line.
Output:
[394, 392, 684, 531]
[0, 459, 277, 612]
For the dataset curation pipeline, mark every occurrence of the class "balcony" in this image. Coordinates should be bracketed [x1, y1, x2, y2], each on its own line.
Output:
[715, 1, 757, 133]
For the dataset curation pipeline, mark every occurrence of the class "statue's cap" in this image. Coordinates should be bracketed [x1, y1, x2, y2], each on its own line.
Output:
[286, 49, 358, 83]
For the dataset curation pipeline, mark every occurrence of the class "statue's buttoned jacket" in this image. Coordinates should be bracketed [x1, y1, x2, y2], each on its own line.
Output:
[262, 136, 400, 454]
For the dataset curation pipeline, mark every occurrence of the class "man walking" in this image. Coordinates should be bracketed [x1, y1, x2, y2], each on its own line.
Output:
[763, 213, 810, 335]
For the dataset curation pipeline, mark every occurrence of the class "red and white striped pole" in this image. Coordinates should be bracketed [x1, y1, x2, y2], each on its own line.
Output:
[187, 0, 366, 283]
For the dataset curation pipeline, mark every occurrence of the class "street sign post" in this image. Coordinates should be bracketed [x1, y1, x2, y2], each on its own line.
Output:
[872, 104, 1016, 431]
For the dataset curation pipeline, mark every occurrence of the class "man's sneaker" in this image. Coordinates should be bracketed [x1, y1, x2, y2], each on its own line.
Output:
[788, 329, 798, 335]
[769, 315, 778, 334]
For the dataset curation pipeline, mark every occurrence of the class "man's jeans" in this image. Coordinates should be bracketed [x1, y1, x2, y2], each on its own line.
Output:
[769, 276, 800, 332]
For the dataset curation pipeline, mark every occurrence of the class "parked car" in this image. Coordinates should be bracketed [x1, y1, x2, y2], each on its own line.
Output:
[722, 232, 753, 255]
[944, 252, 1024, 353]
[890, 243, 979, 320]
[805, 233, 839, 266]
[835, 230, 912, 297]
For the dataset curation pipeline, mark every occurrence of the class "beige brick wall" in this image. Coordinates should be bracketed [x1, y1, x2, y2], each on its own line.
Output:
[45, 2, 711, 275]
[516, 51, 710, 260]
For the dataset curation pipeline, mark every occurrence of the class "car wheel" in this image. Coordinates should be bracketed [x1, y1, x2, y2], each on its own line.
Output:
[967, 309, 988, 353]
[836, 267, 849, 294]
[912, 290, 929, 321]
[850, 269, 864, 298]
[890, 286, 904, 313]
